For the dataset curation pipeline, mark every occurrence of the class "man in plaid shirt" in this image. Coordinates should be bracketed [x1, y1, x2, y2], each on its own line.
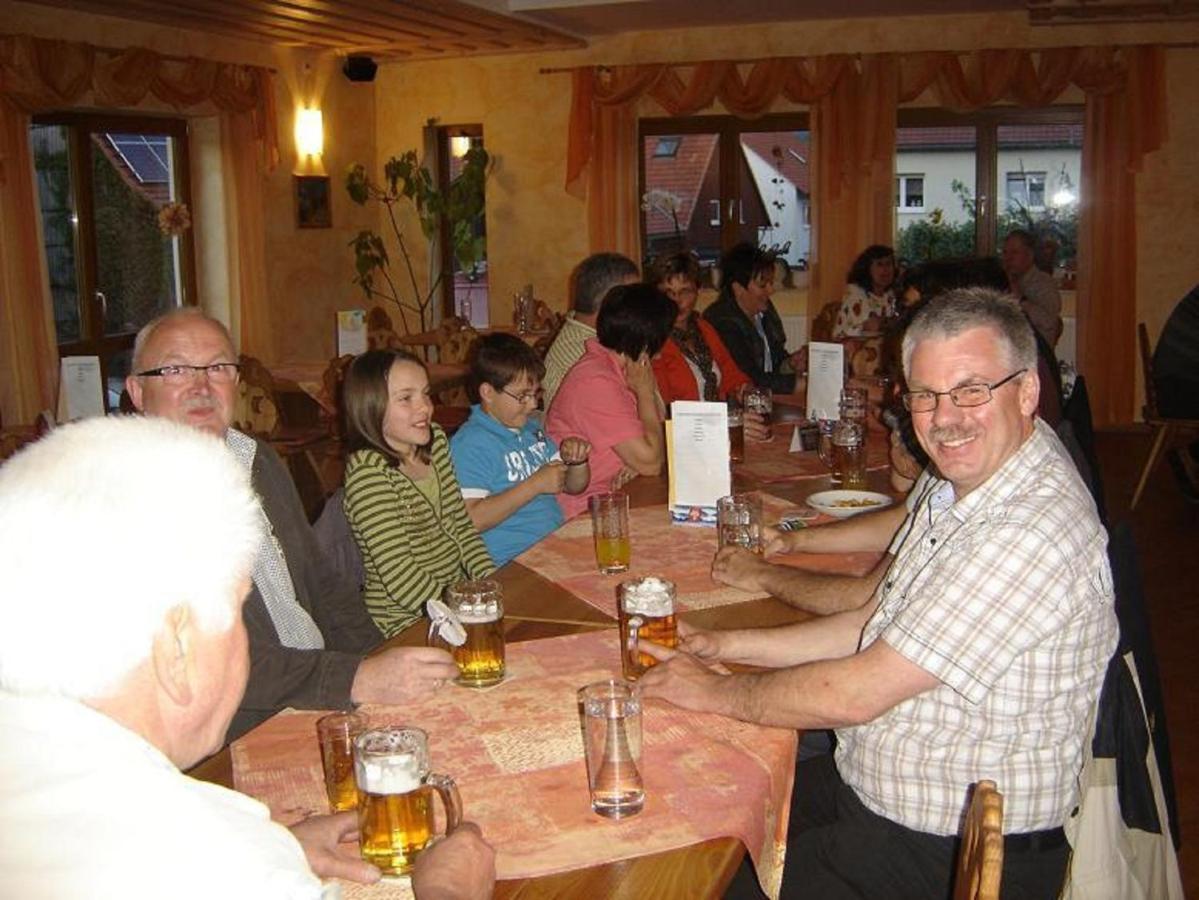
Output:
[643, 288, 1117, 899]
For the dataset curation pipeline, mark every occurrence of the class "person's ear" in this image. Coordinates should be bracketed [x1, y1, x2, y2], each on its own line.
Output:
[478, 382, 497, 405]
[1019, 368, 1041, 417]
[125, 374, 144, 412]
[150, 605, 194, 707]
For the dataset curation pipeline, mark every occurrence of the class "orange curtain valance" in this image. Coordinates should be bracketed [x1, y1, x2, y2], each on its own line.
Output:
[0, 33, 278, 168]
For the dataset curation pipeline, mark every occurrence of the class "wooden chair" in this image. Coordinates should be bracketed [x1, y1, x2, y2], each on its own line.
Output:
[231, 355, 281, 438]
[809, 300, 841, 343]
[954, 780, 1004, 900]
[1130, 322, 1199, 510]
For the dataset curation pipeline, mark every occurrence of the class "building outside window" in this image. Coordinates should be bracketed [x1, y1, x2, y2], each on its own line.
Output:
[1006, 171, 1046, 209]
[895, 174, 925, 211]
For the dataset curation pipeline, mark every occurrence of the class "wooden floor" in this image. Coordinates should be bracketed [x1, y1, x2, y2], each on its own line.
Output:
[1093, 426, 1198, 893]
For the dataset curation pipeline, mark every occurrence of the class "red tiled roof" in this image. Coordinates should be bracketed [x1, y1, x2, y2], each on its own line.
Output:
[643, 134, 718, 236]
[897, 123, 1082, 149]
[739, 131, 811, 195]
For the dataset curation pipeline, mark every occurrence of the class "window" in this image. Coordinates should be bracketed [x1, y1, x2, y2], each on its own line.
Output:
[894, 108, 1082, 272]
[435, 125, 488, 327]
[895, 175, 925, 211]
[652, 136, 680, 158]
[1006, 171, 1046, 209]
[639, 114, 810, 275]
[31, 113, 196, 411]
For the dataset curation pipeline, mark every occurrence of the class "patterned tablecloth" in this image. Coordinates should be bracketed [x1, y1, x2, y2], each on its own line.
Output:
[233, 630, 797, 899]
[735, 423, 891, 485]
[514, 494, 882, 618]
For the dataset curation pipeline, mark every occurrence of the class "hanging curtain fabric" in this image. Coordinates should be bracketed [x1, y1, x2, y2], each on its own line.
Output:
[0, 33, 278, 426]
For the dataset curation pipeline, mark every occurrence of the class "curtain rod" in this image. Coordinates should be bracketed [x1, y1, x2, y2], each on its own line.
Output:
[2, 32, 277, 74]
[538, 41, 1199, 74]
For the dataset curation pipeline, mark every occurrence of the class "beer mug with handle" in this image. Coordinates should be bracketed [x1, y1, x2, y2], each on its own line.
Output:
[618, 576, 677, 679]
[429, 580, 505, 687]
[354, 727, 462, 876]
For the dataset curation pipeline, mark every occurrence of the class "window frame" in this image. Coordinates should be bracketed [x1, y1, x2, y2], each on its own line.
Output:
[896, 173, 926, 212]
[896, 105, 1083, 258]
[434, 123, 486, 323]
[638, 112, 810, 267]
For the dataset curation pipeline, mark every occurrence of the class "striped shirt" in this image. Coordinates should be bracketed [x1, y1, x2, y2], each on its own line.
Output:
[542, 316, 595, 410]
[837, 418, 1117, 835]
[344, 425, 494, 638]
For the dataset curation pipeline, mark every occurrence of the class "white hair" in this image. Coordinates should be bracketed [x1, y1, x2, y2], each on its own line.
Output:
[0, 416, 261, 699]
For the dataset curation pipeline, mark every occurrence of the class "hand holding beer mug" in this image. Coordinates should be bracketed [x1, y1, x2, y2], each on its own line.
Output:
[317, 712, 369, 812]
[717, 494, 763, 554]
[579, 680, 645, 819]
[589, 491, 630, 574]
[618, 576, 678, 679]
[354, 727, 462, 876]
[428, 580, 505, 688]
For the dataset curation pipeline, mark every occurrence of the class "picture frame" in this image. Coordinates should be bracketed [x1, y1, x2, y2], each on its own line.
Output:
[294, 175, 332, 229]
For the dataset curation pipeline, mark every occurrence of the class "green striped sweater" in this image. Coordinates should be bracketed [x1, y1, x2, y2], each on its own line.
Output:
[343, 425, 495, 638]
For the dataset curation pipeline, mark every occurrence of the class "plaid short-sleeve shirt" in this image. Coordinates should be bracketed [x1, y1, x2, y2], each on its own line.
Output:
[836, 419, 1117, 835]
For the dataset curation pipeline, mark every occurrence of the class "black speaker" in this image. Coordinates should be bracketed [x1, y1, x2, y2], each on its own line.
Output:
[343, 56, 377, 83]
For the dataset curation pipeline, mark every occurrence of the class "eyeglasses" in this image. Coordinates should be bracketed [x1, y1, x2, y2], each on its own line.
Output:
[501, 387, 542, 406]
[901, 369, 1026, 414]
[136, 363, 241, 385]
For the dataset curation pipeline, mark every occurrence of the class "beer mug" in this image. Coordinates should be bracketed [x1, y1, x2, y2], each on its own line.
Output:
[727, 402, 745, 462]
[579, 680, 644, 819]
[717, 494, 763, 553]
[840, 386, 868, 422]
[316, 711, 369, 812]
[743, 386, 773, 441]
[353, 727, 462, 877]
[831, 419, 867, 489]
[589, 492, 630, 574]
[618, 576, 678, 680]
[430, 580, 506, 688]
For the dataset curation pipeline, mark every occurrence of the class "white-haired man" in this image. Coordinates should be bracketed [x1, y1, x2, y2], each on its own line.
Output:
[125, 309, 457, 741]
[643, 289, 1117, 899]
[0, 416, 496, 897]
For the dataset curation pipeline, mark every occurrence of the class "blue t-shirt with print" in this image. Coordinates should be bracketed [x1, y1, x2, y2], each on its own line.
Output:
[449, 405, 564, 566]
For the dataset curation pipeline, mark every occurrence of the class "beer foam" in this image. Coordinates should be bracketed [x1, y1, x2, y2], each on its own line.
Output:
[456, 599, 501, 624]
[356, 753, 424, 795]
[621, 576, 674, 617]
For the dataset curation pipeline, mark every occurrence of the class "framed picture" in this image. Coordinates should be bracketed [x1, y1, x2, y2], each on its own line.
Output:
[294, 175, 331, 229]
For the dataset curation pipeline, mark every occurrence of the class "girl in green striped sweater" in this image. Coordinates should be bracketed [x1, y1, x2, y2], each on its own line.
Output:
[343, 349, 495, 637]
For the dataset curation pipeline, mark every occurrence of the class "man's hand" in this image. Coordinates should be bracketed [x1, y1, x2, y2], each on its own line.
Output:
[711, 546, 770, 592]
[351, 647, 458, 706]
[761, 524, 799, 557]
[530, 460, 567, 494]
[744, 410, 771, 443]
[411, 822, 496, 900]
[675, 620, 725, 662]
[639, 643, 729, 715]
[559, 437, 591, 464]
[289, 812, 380, 884]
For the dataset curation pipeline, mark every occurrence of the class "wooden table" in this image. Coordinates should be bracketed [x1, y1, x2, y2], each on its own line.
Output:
[189, 422, 894, 898]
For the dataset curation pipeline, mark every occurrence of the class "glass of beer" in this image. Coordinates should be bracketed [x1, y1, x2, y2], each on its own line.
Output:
[717, 494, 763, 553]
[317, 711, 369, 812]
[840, 386, 868, 422]
[831, 419, 867, 489]
[744, 386, 773, 441]
[439, 580, 505, 688]
[727, 402, 745, 462]
[353, 727, 462, 877]
[617, 576, 677, 680]
[589, 492, 630, 574]
[579, 679, 644, 819]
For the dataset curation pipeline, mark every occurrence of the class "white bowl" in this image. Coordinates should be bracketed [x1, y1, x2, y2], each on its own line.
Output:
[806, 489, 893, 519]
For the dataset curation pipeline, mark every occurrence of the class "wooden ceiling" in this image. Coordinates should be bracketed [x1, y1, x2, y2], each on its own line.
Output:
[24, 0, 586, 60]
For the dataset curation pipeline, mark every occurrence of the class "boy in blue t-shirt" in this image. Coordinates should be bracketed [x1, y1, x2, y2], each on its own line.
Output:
[450, 333, 591, 565]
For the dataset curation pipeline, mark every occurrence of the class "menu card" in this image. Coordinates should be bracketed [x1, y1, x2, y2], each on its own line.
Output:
[666, 400, 731, 526]
[56, 356, 104, 422]
[806, 341, 844, 421]
[336, 309, 367, 356]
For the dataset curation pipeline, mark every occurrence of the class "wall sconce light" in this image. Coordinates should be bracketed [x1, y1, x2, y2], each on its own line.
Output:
[295, 107, 324, 173]
[450, 134, 473, 159]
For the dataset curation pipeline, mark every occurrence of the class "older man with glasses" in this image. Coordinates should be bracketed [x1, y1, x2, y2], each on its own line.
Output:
[643, 288, 1117, 899]
[125, 308, 457, 742]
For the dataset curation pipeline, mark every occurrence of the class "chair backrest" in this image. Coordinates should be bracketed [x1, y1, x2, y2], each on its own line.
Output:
[954, 780, 1004, 900]
[232, 355, 280, 437]
[1138, 322, 1160, 420]
[810, 300, 841, 343]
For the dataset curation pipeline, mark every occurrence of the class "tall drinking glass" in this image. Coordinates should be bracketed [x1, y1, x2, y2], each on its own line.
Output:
[579, 680, 644, 819]
[717, 494, 763, 553]
[831, 419, 867, 489]
[317, 712, 369, 812]
[589, 492, 630, 574]
[744, 387, 773, 441]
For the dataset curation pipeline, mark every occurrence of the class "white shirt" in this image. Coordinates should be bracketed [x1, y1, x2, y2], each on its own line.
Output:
[0, 693, 329, 899]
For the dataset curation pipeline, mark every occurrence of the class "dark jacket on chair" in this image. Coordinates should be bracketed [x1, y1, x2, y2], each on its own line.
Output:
[702, 294, 796, 394]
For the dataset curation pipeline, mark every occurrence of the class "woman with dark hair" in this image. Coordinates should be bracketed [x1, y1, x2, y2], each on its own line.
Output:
[833, 244, 897, 339]
[648, 252, 753, 405]
[547, 283, 677, 518]
[342, 348, 494, 637]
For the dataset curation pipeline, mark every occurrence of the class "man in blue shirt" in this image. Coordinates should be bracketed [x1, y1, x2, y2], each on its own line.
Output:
[451, 334, 591, 565]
